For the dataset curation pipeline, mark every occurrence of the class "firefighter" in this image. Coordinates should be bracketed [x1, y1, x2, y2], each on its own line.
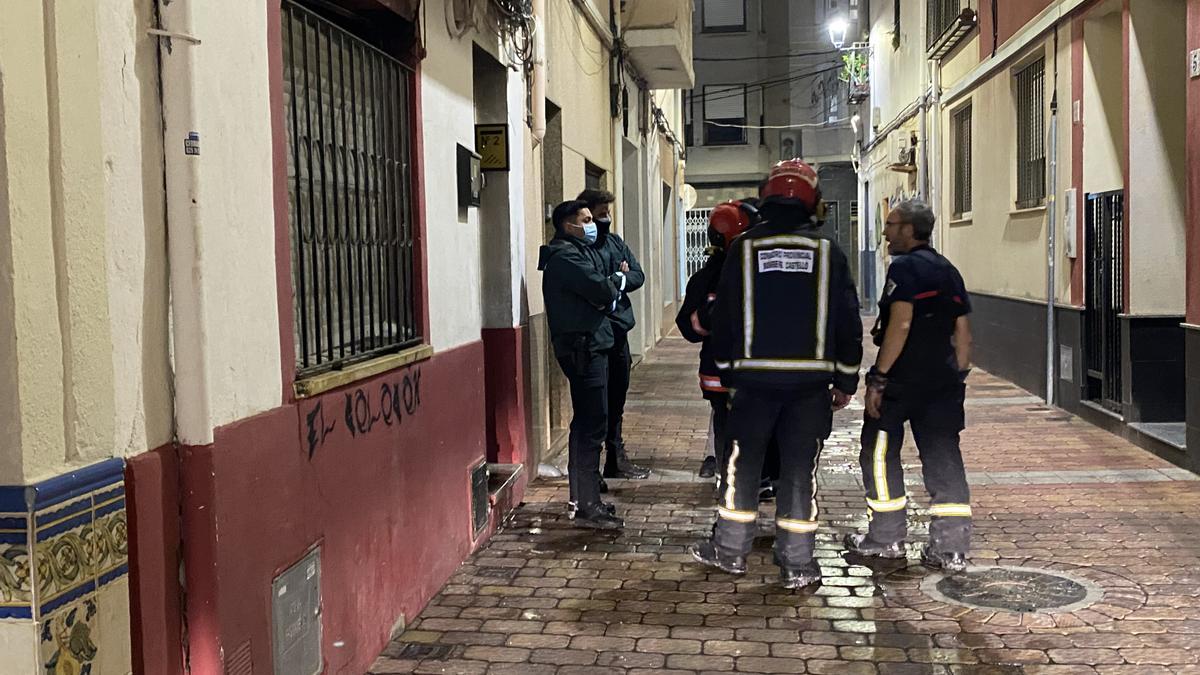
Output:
[843, 199, 974, 572]
[675, 200, 757, 481]
[689, 160, 863, 589]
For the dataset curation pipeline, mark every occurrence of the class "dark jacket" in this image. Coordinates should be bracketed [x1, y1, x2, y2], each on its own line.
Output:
[592, 221, 645, 333]
[538, 233, 621, 359]
[710, 216, 863, 394]
[675, 249, 727, 399]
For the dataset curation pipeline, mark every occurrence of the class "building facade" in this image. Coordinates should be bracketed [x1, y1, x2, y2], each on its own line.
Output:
[684, 0, 860, 264]
[853, 0, 1200, 470]
[0, 0, 691, 673]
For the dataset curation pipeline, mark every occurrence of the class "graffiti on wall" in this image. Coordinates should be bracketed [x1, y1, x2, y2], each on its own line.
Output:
[303, 368, 424, 459]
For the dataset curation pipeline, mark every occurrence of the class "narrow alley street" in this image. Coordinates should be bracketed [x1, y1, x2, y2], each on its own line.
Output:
[371, 334, 1200, 675]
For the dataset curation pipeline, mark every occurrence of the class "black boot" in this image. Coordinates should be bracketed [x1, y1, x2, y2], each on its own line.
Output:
[844, 533, 907, 560]
[688, 541, 747, 575]
[599, 477, 609, 494]
[573, 503, 624, 530]
[698, 456, 717, 478]
[778, 560, 823, 590]
[603, 445, 650, 479]
[921, 546, 968, 573]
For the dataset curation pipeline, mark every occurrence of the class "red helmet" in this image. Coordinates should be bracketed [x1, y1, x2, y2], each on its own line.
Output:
[761, 159, 821, 212]
[708, 201, 752, 248]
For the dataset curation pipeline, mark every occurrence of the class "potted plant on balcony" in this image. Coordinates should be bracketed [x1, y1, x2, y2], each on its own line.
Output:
[840, 51, 869, 105]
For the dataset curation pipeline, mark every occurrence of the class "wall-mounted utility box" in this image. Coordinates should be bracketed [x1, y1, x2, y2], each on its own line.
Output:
[457, 144, 482, 208]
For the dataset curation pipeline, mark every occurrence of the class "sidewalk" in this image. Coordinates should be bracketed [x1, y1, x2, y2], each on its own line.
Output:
[371, 335, 1200, 675]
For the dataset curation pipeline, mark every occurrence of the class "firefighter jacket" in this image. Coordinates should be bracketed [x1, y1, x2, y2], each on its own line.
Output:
[709, 219, 863, 394]
[674, 249, 727, 400]
[592, 222, 645, 333]
[538, 234, 621, 360]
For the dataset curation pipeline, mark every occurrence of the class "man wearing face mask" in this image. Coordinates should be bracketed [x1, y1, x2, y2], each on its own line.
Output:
[576, 189, 651, 482]
[538, 200, 625, 529]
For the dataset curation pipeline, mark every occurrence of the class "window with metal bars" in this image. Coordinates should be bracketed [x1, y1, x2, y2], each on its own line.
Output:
[701, 0, 747, 33]
[926, 0, 963, 50]
[282, 1, 420, 377]
[1015, 58, 1046, 209]
[952, 104, 972, 216]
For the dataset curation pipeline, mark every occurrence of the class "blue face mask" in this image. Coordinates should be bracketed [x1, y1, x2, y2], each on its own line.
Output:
[581, 222, 598, 244]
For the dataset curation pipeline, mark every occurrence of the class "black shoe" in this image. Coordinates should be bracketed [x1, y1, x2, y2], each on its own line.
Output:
[604, 449, 651, 479]
[688, 541, 747, 575]
[921, 546, 968, 573]
[573, 503, 624, 530]
[843, 533, 907, 560]
[599, 477, 609, 494]
[779, 561, 823, 590]
[601, 502, 616, 516]
[758, 484, 775, 502]
[698, 456, 717, 478]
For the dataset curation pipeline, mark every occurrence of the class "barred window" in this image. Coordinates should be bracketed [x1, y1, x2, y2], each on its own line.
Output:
[1015, 58, 1046, 209]
[927, 0, 962, 50]
[952, 104, 972, 216]
[703, 84, 747, 146]
[702, 0, 746, 32]
[282, 1, 420, 377]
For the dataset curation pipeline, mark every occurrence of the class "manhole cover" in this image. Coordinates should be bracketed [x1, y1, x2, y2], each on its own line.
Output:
[921, 565, 1104, 613]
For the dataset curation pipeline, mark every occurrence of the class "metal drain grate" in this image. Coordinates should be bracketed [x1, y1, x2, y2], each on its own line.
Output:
[395, 643, 457, 661]
[921, 565, 1103, 613]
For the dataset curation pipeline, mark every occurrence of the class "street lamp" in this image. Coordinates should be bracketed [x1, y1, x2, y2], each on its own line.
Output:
[827, 16, 849, 50]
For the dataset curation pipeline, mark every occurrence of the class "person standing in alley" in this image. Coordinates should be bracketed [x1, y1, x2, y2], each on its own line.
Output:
[675, 200, 756, 481]
[538, 200, 625, 530]
[689, 160, 863, 589]
[577, 189, 651, 483]
[843, 199, 974, 572]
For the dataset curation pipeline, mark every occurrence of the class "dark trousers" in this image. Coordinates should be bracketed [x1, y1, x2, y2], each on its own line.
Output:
[711, 393, 777, 489]
[859, 381, 971, 554]
[604, 328, 632, 469]
[713, 388, 832, 568]
[557, 351, 609, 507]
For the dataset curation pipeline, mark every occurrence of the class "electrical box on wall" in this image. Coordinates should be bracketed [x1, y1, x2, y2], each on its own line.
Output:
[457, 144, 482, 208]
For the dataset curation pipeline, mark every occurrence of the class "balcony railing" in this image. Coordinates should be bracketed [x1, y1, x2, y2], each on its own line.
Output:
[926, 0, 977, 60]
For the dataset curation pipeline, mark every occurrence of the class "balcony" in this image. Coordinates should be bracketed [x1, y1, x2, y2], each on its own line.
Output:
[621, 0, 695, 89]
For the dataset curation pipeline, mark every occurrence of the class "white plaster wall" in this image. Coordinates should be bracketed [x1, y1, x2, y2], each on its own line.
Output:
[97, 0, 173, 456]
[1082, 11, 1124, 195]
[869, 0, 926, 134]
[0, 621, 38, 675]
[1127, 0, 1187, 316]
[421, 12, 484, 350]
[193, 0, 284, 425]
[547, 0, 613, 175]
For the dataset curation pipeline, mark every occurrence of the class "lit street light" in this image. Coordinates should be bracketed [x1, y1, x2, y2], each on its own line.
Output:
[827, 16, 849, 50]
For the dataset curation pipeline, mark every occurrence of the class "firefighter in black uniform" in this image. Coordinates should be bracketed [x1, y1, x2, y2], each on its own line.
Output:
[689, 160, 863, 589]
[844, 199, 974, 572]
[538, 200, 625, 530]
[576, 189, 652, 483]
[675, 200, 756, 480]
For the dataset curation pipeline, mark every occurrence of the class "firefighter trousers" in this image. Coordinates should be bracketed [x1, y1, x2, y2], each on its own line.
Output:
[860, 381, 971, 554]
[712, 387, 831, 569]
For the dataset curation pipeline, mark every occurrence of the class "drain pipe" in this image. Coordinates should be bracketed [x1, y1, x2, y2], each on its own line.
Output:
[1045, 29, 1060, 406]
[152, 0, 213, 447]
[531, 0, 546, 145]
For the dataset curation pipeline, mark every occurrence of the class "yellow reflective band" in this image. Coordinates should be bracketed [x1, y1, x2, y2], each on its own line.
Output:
[836, 362, 860, 375]
[815, 240, 830, 358]
[751, 234, 822, 249]
[776, 517, 819, 533]
[866, 495, 908, 512]
[810, 439, 824, 520]
[718, 506, 757, 523]
[743, 243, 754, 357]
[874, 431, 890, 501]
[723, 441, 741, 510]
[929, 504, 972, 518]
[714, 360, 731, 370]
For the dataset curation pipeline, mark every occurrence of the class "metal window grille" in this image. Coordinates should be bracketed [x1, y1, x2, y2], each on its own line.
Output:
[952, 104, 972, 216]
[684, 208, 714, 278]
[1015, 58, 1046, 209]
[926, 0, 962, 50]
[282, 1, 419, 376]
[702, 0, 746, 32]
[1084, 191, 1124, 413]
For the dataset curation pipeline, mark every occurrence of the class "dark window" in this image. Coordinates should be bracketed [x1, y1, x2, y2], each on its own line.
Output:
[684, 91, 694, 147]
[702, 0, 746, 33]
[927, 0, 963, 50]
[1015, 58, 1046, 209]
[703, 84, 747, 145]
[585, 161, 605, 190]
[952, 104, 972, 216]
[282, 0, 420, 377]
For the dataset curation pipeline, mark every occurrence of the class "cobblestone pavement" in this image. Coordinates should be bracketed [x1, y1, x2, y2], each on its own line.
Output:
[372, 333, 1200, 675]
